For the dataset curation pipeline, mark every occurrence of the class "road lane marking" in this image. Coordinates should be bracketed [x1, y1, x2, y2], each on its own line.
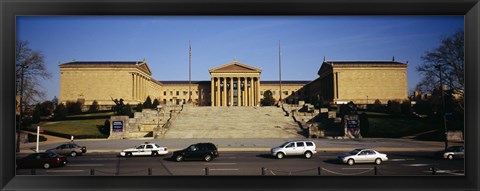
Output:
[68, 163, 105, 166]
[403, 164, 436, 167]
[390, 158, 415, 162]
[204, 163, 237, 165]
[209, 169, 239, 171]
[342, 168, 373, 170]
[46, 170, 85, 173]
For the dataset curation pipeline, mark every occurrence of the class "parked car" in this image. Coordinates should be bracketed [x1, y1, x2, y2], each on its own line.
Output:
[270, 140, 317, 159]
[120, 142, 168, 157]
[337, 148, 388, 165]
[443, 146, 464, 160]
[16, 152, 68, 169]
[46, 143, 87, 157]
[172, 143, 219, 162]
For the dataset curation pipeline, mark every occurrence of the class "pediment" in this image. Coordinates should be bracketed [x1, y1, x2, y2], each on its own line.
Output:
[209, 61, 262, 73]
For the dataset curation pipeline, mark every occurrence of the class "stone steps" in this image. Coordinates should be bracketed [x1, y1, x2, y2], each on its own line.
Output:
[163, 106, 303, 138]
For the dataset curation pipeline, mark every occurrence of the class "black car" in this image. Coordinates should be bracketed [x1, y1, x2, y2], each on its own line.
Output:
[172, 143, 219, 162]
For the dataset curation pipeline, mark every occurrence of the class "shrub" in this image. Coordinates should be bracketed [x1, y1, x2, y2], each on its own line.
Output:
[143, 96, 153, 109]
[88, 100, 99, 113]
[39, 101, 55, 116]
[136, 103, 143, 112]
[401, 100, 412, 115]
[387, 100, 402, 114]
[260, 90, 276, 106]
[97, 119, 110, 136]
[371, 99, 383, 112]
[66, 100, 83, 114]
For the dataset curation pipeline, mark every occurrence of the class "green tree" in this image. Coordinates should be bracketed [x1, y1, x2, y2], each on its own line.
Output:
[143, 96, 153, 109]
[260, 90, 276, 106]
[39, 101, 54, 116]
[32, 104, 41, 124]
[152, 99, 160, 109]
[53, 103, 67, 120]
[88, 100, 99, 113]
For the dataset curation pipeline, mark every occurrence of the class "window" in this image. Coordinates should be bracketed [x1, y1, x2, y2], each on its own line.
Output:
[176, 91, 179, 96]
[146, 145, 153, 149]
[283, 91, 288, 95]
[286, 143, 295, 148]
[183, 91, 188, 95]
[306, 142, 313, 146]
[163, 91, 167, 96]
[260, 91, 264, 95]
[170, 91, 173, 96]
[291, 91, 295, 95]
[272, 91, 276, 95]
[195, 91, 198, 95]
[296, 142, 304, 147]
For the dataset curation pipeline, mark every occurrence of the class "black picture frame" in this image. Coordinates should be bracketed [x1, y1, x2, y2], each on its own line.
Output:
[1, 0, 478, 191]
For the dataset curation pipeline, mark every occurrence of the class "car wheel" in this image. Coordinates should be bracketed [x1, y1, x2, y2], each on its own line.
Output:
[447, 154, 454, 160]
[375, 158, 382, 165]
[304, 151, 312, 159]
[126, 152, 133, 157]
[347, 159, 355, 165]
[276, 152, 284, 159]
[43, 163, 51, 169]
[152, 152, 158, 157]
[71, 151, 77, 157]
[204, 154, 212, 162]
[175, 155, 183, 162]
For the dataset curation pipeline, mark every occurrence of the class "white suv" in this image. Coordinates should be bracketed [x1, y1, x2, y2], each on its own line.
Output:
[271, 140, 317, 159]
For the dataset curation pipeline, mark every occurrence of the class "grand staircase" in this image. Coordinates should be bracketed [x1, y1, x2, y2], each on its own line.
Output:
[162, 106, 303, 138]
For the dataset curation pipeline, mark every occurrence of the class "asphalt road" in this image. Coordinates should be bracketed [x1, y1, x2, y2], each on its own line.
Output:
[16, 151, 464, 176]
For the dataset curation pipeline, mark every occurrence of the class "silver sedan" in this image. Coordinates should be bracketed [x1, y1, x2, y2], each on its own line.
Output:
[337, 148, 388, 165]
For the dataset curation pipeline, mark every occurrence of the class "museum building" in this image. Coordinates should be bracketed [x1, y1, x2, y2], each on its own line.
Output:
[58, 59, 408, 108]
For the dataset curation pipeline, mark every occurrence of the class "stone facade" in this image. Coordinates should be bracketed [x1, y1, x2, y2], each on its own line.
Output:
[58, 59, 407, 108]
[316, 60, 408, 105]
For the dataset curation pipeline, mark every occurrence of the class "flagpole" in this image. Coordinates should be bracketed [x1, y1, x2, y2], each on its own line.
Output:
[188, 41, 192, 103]
[279, 41, 282, 104]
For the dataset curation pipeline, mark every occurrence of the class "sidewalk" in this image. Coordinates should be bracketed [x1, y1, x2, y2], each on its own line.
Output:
[18, 136, 460, 154]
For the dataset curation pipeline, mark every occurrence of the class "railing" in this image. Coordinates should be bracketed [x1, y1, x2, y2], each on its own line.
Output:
[24, 166, 464, 176]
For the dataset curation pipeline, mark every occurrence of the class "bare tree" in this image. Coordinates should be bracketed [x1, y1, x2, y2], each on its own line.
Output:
[16, 40, 51, 105]
[416, 29, 464, 110]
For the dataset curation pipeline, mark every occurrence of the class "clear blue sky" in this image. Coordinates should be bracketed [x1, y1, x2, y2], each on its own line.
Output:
[16, 16, 464, 102]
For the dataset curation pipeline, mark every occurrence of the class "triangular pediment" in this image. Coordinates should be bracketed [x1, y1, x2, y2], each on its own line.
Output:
[137, 62, 152, 75]
[209, 61, 262, 73]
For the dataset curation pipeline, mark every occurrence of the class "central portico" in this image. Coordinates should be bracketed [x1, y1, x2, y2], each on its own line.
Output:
[209, 61, 262, 107]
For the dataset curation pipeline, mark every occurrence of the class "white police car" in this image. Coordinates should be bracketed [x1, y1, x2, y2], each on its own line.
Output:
[120, 142, 168, 157]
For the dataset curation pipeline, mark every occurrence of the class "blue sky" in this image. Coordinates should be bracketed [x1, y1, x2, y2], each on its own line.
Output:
[16, 16, 464, 102]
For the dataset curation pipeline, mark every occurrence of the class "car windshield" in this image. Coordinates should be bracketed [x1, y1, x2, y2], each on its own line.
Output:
[279, 142, 290, 147]
[349, 149, 362, 155]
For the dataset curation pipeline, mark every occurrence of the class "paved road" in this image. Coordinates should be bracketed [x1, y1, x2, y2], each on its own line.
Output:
[19, 137, 463, 153]
[16, 151, 464, 176]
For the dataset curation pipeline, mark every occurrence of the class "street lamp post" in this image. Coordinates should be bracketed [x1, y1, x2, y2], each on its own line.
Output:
[156, 105, 162, 134]
[16, 64, 28, 152]
[435, 64, 448, 151]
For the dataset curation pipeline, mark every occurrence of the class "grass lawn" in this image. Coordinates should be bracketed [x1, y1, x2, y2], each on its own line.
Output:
[25, 118, 108, 139]
[364, 112, 441, 138]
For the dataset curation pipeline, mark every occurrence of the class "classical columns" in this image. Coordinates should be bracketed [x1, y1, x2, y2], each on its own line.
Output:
[237, 78, 241, 106]
[211, 78, 214, 106]
[229, 77, 234, 106]
[215, 78, 220, 106]
[255, 77, 260, 106]
[222, 78, 227, 106]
